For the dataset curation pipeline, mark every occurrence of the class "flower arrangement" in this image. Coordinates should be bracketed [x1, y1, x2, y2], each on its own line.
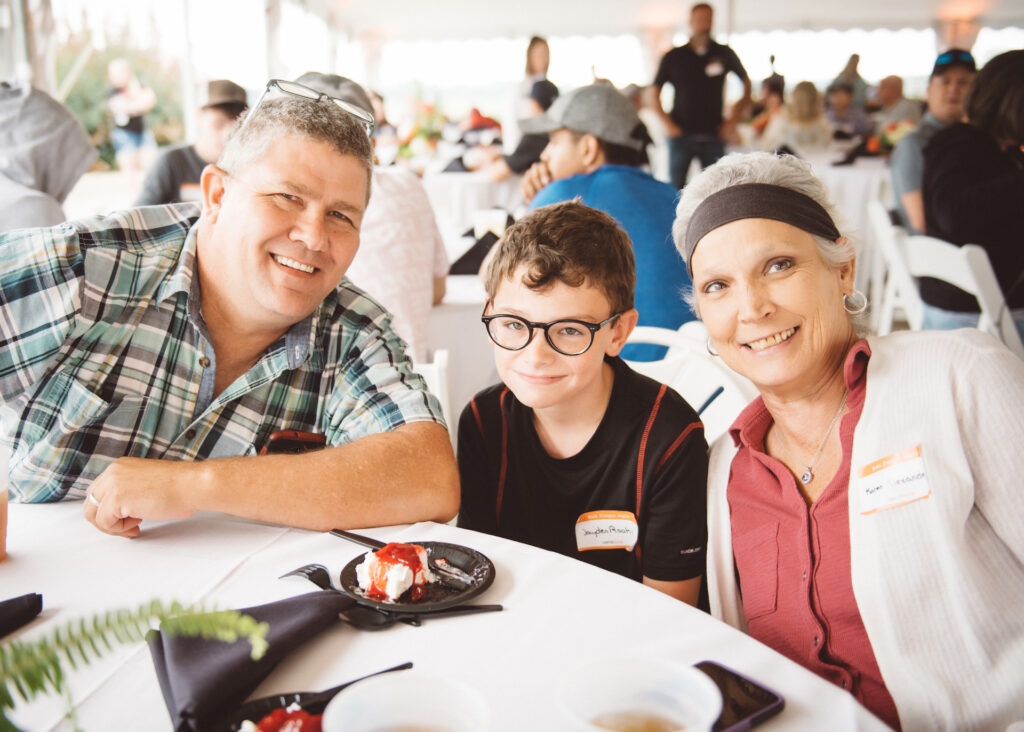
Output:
[0, 601, 267, 732]
[866, 119, 917, 155]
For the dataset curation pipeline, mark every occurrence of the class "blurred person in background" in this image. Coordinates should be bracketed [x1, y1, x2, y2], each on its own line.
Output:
[750, 75, 786, 139]
[830, 53, 868, 110]
[654, 2, 751, 189]
[297, 72, 449, 362]
[872, 75, 921, 129]
[921, 50, 1024, 339]
[761, 81, 833, 157]
[826, 82, 873, 139]
[464, 79, 559, 182]
[519, 83, 693, 360]
[889, 49, 976, 233]
[0, 80, 96, 230]
[135, 79, 247, 205]
[510, 36, 551, 148]
[106, 58, 158, 172]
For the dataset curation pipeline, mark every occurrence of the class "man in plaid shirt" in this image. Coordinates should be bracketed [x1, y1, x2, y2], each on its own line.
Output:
[0, 83, 459, 537]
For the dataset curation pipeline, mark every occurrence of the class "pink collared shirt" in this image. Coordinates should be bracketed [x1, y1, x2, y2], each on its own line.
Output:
[726, 340, 901, 730]
[346, 167, 450, 362]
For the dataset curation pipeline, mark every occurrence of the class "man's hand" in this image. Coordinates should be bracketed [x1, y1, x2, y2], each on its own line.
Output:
[664, 119, 683, 138]
[84, 457, 200, 538]
[520, 160, 553, 204]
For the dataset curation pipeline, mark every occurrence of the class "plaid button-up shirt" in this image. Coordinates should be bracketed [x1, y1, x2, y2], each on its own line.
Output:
[0, 204, 444, 502]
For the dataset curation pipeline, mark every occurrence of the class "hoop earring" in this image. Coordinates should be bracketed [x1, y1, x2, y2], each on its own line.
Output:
[706, 336, 719, 357]
[843, 289, 868, 316]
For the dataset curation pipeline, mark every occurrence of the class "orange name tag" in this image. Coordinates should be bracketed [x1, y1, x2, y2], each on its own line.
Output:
[575, 510, 639, 552]
[856, 445, 931, 515]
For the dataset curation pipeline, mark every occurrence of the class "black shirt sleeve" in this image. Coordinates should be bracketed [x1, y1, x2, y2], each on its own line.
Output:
[639, 409, 709, 582]
[135, 149, 179, 206]
[723, 45, 749, 82]
[504, 134, 548, 174]
[456, 395, 499, 534]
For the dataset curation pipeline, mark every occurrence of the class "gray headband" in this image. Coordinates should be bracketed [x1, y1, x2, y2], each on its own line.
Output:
[684, 183, 841, 273]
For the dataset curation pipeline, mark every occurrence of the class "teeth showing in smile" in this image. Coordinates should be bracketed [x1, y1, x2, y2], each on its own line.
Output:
[273, 255, 315, 274]
[746, 327, 796, 351]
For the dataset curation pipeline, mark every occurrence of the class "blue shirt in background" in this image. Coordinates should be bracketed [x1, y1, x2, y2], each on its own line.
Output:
[530, 165, 694, 361]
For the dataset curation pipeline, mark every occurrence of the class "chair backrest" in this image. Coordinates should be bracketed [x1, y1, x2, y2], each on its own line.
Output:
[902, 235, 1024, 358]
[867, 200, 923, 334]
[624, 324, 759, 445]
[413, 349, 454, 446]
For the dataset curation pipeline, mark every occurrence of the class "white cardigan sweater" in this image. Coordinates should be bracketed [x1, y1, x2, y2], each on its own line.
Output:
[706, 329, 1024, 731]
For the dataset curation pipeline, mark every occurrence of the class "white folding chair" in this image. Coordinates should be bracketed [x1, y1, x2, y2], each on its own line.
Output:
[623, 324, 759, 445]
[902, 235, 1024, 358]
[412, 349, 455, 446]
[868, 200, 923, 335]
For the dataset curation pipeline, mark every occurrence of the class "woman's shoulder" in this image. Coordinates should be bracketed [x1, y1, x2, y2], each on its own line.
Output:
[868, 329, 1023, 384]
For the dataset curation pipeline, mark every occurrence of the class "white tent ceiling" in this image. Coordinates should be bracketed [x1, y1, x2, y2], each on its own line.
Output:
[318, 0, 1024, 42]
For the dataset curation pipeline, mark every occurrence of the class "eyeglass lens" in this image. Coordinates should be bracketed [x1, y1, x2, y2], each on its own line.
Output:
[486, 316, 595, 355]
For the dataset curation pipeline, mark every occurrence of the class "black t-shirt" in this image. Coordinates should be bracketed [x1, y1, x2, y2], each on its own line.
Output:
[106, 86, 146, 134]
[922, 122, 1024, 312]
[654, 41, 748, 135]
[457, 357, 708, 583]
[504, 133, 548, 174]
[135, 144, 206, 205]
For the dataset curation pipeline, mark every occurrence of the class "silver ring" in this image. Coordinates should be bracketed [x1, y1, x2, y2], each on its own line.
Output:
[87, 493, 101, 507]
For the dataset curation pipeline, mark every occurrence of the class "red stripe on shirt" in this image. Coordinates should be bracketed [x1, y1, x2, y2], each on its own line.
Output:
[653, 421, 703, 477]
[495, 387, 510, 523]
[635, 384, 667, 567]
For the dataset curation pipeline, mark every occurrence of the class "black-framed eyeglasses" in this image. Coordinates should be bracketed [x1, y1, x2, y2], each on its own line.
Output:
[934, 50, 976, 68]
[245, 79, 375, 137]
[481, 307, 623, 356]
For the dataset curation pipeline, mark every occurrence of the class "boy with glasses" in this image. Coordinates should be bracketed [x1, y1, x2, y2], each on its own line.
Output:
[457, 201, 708, 604]
[1, 79, 458, 535]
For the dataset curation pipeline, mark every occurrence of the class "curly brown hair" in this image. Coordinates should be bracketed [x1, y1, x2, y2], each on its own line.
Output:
[484, 201, 635, 313]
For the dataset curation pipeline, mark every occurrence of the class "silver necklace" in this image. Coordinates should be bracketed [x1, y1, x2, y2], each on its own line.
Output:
[772, 391, 849, 485]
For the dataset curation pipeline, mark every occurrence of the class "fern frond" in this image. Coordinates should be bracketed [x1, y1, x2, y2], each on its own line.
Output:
[0, 599, 268, 728]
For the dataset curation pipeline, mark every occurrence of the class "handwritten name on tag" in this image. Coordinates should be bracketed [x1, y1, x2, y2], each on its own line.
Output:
[575, 510, 639, 552]
[856, 445, 931, 515]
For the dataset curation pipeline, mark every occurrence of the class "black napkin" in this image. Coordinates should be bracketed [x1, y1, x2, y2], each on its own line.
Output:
[0, 592, 43, 638]
[147, 590, 355, 732]
[449, 216, 512, 276]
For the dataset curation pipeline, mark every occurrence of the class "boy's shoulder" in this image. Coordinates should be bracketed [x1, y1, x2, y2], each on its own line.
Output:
[612, 357, 701, 424]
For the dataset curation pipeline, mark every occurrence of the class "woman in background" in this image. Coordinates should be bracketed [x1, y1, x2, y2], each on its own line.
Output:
[761, 81, 832, 157]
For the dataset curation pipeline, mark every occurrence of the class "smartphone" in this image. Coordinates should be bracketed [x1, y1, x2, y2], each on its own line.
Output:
[695, 660, 785, 732]
[259, 430, 327, 455]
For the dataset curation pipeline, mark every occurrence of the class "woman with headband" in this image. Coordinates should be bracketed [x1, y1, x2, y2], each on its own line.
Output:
[673, 151, 1024, 730]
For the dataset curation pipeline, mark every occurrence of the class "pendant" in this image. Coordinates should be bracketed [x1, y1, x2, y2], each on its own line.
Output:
[800, 469, 813, 485]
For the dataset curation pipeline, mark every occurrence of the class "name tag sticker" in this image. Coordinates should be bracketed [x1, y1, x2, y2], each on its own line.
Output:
[575, 510, 638, 552]
[705, 60, 725, 77]
[856, 445, 931, 515]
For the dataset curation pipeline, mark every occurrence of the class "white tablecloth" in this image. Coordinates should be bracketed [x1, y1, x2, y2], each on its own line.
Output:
[421, 172, 523, 262]
[428, 275, 496, 422]
[2, 503, 887, 731]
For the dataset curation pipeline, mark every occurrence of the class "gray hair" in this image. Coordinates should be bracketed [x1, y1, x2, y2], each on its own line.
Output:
[217, 95, 374, 202]
[673, 151, 857, 316]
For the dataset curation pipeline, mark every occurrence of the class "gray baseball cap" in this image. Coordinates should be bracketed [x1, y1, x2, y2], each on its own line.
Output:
[294, 71, 374, 118]
[520, 83, 643, 150]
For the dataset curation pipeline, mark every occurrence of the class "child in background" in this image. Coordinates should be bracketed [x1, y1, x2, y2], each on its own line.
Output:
[457, 201, 708, 605]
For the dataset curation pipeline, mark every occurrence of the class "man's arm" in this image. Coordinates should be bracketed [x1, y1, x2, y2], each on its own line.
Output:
[900, 190, 926, 233]
[653, 83, 682, 138]
[84, 420, 459, 537]
[520, 160, 553, 204]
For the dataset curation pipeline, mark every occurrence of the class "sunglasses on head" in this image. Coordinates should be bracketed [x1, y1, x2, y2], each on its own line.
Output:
[935, 50, 976, 68]
[244, 79, 375, 137]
